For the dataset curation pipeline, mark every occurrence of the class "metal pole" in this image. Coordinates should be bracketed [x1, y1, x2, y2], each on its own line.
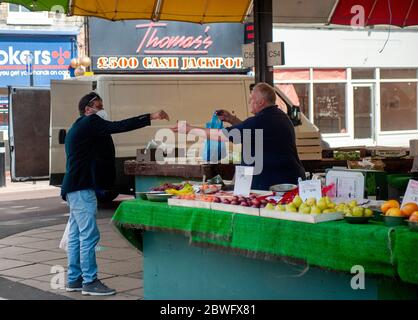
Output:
[253, 0, 273, 86]
[0, 131, 5, 187]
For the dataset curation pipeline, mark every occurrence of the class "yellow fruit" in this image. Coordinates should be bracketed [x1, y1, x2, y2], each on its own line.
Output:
[386, 207, 403, 217]
[381, 200, 400, 214]
[364, 208, 373, 217]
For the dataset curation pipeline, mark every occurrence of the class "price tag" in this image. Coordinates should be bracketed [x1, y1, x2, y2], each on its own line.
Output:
[234, 166, 254, 197]
[401, 179, 418, 207]
[298, 179, 322, 201]
[325, 170, 365, 200]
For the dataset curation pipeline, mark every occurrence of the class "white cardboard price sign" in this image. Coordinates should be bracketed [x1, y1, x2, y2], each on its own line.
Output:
[234, 166, 254, 197]
[401, 179, 418, 207]
[298, 179, 322, 201]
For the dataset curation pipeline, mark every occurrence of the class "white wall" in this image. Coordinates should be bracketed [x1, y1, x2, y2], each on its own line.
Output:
[273, 27, 418, 68]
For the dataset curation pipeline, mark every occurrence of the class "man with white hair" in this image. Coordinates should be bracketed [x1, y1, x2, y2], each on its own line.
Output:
[173, 82, 305, 190]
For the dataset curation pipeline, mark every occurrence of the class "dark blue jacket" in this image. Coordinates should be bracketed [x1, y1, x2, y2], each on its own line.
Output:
[61, 113, 151, 200]
[224, 106, 305, 190]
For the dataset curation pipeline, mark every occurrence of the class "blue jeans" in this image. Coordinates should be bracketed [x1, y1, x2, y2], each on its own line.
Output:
[66, 189, 100, 285]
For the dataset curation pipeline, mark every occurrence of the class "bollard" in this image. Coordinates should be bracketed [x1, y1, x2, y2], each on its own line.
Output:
[0, 131, 5, 187]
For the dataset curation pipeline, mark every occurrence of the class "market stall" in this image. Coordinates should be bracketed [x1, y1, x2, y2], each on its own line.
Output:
[112, 198, 418, 300]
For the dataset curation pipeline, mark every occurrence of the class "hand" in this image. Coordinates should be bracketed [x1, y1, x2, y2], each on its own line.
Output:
[150, 110, 169, 121]
[215, 109, 235, 124]
[171, 121, 191, 134]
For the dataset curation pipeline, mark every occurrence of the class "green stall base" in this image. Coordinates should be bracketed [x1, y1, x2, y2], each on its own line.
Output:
[142, 231, 418, 300]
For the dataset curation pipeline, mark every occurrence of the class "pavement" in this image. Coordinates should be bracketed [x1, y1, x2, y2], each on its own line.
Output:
[0, 173, 144, 300]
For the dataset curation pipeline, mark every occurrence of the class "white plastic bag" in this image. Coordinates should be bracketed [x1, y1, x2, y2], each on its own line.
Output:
[59, 220, 70, 251]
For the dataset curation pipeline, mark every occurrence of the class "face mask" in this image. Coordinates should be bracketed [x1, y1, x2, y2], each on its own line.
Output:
[95, 109, 109, 121]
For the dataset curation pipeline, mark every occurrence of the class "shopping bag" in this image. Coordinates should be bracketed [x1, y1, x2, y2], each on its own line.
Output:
[202, 112, 227, 163]
[59, 220, 70, 251]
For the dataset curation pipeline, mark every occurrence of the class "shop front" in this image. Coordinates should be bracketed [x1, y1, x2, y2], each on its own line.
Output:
[272, 27, 418, 148]
[0, 29, 77, 135]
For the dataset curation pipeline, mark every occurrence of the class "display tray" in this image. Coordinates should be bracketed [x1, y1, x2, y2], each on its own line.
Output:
[168, 198, 211, 209]
[259, 209, 344, 224]
[211, 202, 260, 216]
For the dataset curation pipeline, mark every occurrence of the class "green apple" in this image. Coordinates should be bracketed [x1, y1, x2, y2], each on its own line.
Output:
[327, 202, 336, 209]
[306, 197, 317, 206]
[275, 204, 285, 211]
[265, 203, 275, 210]
[364, 208, 373, 217]
[352, 206, 364, 217]
[349, 200, 358, 208]
[292, 196, 303, 208]
[285, 203, 298, 213]
[343, 208, 352, 216]
[317, 199, 328, 211]
[335, 204, 345, 211]
[299, 204, 311, 214]
[311, 206, 321, 214]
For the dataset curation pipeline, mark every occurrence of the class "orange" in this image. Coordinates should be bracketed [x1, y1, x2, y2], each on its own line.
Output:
[409, 211, 418, 222]
[386, 207, 403, 217]
[400, 202, 418, 217]
[381, 199, 400, 214]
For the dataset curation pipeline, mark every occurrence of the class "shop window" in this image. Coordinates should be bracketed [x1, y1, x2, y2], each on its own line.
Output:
[7, 4, 52, 25]
[313, 69, 346, 81]
[274, 69, 310, 81]
[352, 68, 375, 80]
[380, 69, 418, 79]
[380, 83, 417, 131]
[313, 83, 346, 134]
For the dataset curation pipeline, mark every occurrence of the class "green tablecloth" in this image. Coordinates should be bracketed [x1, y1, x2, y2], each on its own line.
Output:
[112, 199, 418, 285]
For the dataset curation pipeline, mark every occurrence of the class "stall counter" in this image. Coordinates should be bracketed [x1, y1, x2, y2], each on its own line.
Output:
[112, 199, 418, 300]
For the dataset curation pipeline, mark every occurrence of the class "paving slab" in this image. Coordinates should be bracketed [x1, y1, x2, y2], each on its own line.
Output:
[0, 259, 34, 271]
[100, 276, 143, 293]
[15, 250, 67, 263]
[0, 236, 46, 246]
[0, 247, 41, 258]
[15, 239, 62, 251]
[98, 261, 141, 276]
[0, 263, 53, 279]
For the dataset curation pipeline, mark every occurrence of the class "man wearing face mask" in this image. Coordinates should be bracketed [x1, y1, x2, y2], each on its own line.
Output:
[61, 92, 169, 296]
[83, 93, 117, 202]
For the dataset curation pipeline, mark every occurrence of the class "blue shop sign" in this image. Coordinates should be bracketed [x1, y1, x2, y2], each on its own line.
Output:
[0, 32, 77, 87]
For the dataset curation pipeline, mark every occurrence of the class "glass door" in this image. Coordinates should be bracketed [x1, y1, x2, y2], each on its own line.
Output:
[353, 84, 375, 144]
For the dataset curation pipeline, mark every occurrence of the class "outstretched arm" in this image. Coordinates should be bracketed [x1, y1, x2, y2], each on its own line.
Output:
[171, 121, 229, 142]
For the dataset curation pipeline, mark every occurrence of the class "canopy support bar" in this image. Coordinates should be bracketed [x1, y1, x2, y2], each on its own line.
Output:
[254, 0, 273, 86]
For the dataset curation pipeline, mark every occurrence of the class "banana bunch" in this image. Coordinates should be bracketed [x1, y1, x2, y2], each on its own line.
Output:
[165, 183, 194, 195]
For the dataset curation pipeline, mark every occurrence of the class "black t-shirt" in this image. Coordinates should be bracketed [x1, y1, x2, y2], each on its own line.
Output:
[223, 105, 305, 190]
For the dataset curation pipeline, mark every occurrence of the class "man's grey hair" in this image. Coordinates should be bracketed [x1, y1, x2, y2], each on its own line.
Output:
[253, 82, 276, 105]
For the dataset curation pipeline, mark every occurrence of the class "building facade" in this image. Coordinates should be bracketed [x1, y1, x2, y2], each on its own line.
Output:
[273, 26, 418, 148]
[0, 3, 87, 134]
